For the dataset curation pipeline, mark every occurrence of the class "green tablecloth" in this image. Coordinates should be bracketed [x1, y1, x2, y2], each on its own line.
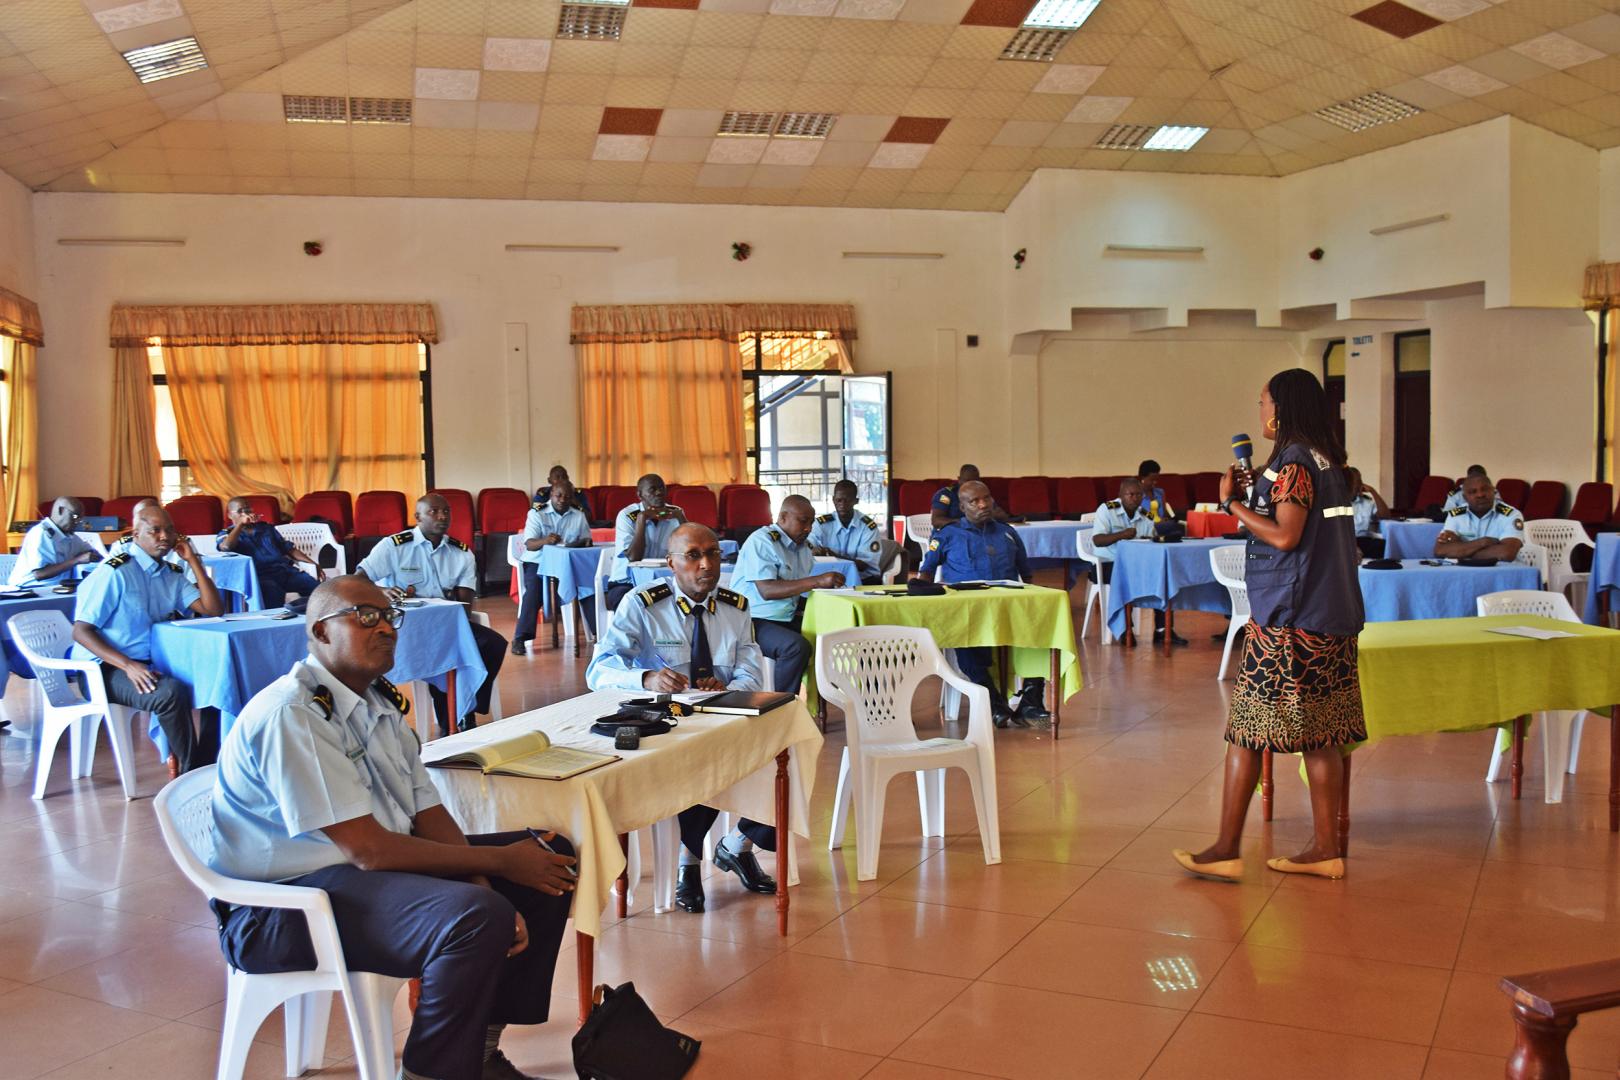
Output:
[801, 585, 1082, 709]
[1358, 615, 1620, 743]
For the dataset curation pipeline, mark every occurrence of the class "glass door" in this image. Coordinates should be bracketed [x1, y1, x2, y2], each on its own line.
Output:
[841, 373, 891, 523]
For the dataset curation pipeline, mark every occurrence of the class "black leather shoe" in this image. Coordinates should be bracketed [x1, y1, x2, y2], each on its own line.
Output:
[674, 864, 705, 912]
[509, 638, 527, 656]
[1152, 630, 1191, 647]
[991, 701, 1015, 729]
[713, 844, 777, 894]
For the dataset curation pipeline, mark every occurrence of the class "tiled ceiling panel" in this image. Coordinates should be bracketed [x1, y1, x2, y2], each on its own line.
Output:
[0, 0, 1615, 210]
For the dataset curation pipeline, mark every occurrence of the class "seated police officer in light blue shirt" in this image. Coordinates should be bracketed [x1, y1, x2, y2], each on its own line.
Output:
[511, 480, 594, 657]
[1344, 467, 1394, 560]
[534, 464, 591, 522]
[919, 480, 1045, 728]
[730, 494, 842, 695]
[1434, 473, 1524, 561]
[10, 496, 99, 587]
[604, 472, 687, 612]
[585, 522, 778, 913]
[809, 478, 885, 585]
[71, 504, 224, 774]
[1440, 464, 1488, 516]
[357, 492, 507, 736]
[217, 496, 323, 604]
[207, 575, 575, 1080]
[1092, 478, 1184, 646]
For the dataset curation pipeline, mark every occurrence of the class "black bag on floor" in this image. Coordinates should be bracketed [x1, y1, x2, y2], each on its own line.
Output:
[573, 982, 700, 1080]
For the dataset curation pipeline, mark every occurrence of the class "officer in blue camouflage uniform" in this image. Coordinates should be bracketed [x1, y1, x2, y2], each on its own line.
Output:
[1435, 473, 1524, 561]
[586, 522, 780, 913]
[357, 492, 506, 735]
[217, 496, 323, 603]
[809, 478, 884, 585]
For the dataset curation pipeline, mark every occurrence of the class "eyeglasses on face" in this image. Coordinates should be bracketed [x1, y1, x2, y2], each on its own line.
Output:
[313, 604, 405, 629]
[671, 547, 723, 562]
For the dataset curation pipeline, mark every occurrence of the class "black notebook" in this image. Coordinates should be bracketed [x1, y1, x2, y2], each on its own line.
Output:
[677, 690, 798, 716]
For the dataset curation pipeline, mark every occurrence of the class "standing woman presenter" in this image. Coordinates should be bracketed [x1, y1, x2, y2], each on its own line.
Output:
[1175, 368, 1365, 881]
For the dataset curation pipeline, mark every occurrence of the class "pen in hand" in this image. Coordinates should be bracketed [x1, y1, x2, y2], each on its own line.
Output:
[526, 827, 579, 876]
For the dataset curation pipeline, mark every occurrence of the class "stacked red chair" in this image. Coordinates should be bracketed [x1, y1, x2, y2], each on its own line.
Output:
[1006, 476, 1051, 519]
[165, 495, 223, 535]
[426, 488, 476, 548]
[720, 485, 772, 539]
[1495, 478, 1529, 510]
[1056, 477, 1099, 518]
[1568, 483, 1613, 531]
[104, 495, 157, 527]
[669, 485, 719, 529]
[293, 492, 353, 538]
[1523, 481, 1565, 520]
[476, 487, 532, 593]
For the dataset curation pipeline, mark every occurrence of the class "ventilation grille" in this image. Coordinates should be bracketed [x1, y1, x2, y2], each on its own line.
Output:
[1002, 26, 1073, 62]
[775, 112, 837, 138]
[284, 95, 349, 123]
[1315, 90, 1421, 132]
[350, 97, 413, 125]
[558, 3, 627, 40]
[1095, 123, 1154, 150]
[121, 37, 208, 84]
[718, 111, 778, 136]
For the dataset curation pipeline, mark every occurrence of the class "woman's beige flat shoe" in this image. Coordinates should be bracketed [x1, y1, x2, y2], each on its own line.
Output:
[1265, 856, 1345, 880]
[1172, 849, 1243, 882]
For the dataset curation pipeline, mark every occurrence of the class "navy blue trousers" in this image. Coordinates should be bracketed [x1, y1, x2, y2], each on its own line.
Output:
[212, 832, 572, 1080]
[256, 562, 320, 604]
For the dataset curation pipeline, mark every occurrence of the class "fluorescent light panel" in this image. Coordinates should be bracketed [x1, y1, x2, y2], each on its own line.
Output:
[775, 112, 837, 138]
[1095, 123, 1153, 150]
[1002, 26, 1072, 61]
[1023, 0, 1102, 29]
[121, 36, 208, 84]
[1315, 91, 1421, 132]
[557, 3, 626, 40]
[1142, 125, 1208, 151]
[718, 111, 777, 136]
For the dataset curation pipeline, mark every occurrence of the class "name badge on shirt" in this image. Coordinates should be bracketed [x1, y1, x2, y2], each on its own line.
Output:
[347, 747, 366, 763]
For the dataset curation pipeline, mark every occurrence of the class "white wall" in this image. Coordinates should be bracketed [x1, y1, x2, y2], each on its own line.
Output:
[29, 193, 1009, 497]
[0, 169, 36, 299]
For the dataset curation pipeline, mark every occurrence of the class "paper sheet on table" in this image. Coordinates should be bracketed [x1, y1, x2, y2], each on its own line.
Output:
[186, 608, 295, 624]
[1484, 625, 1577, 640]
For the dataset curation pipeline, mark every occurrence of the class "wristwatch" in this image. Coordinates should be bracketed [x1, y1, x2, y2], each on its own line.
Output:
[1221, 496, 1238, 514]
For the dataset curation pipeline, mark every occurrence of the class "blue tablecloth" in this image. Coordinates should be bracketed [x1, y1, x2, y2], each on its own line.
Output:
[629, 554, 860, 590]
[1105, 539, 1236, 638]
[75, 554, 265, 611]
[0, 593, 78, 685]
[1382, 521, 1445, 560]
[149, 600, 486, 750]
[539, 544, 612, 607]
[1012, 521, 1092, 561]
[1359, 559, 1540, 622]
[1583, 532, 1620, 624]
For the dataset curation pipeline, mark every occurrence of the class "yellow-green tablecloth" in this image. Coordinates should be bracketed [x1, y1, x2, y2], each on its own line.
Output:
[801, 585, 1082, 710]
[1359, 615, 1620, 743]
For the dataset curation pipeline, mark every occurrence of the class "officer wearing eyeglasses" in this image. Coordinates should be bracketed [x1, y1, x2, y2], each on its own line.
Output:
[207, 575, 576, 1080]
[11, 496, 100, 587]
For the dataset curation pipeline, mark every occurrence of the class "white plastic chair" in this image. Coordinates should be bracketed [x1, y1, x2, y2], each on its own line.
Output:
[1524, 520, 1593, 606]
[276, 522, 347, 576]
[1209, 544, 1249, 681]
[188, 534, 222, 557]
[817, 626, 1000, 881]
[592, 547, 615, 645]
[1476, 589, 1588, 803]
[1075, 530, 1112, 645]
[1513, 542, 1548, 588]
[154, 766, 406, 1080]
[0, 553, 17, 582]
[412, 608, 503, 743]
[905, 513, 932, 548]
[7, 609, 142, 800]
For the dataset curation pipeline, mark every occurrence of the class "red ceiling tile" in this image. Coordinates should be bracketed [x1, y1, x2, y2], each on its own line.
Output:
[634, 0, 700, 8]
[599, 106, 663, 135]
[1351, 1, 1442, 39]
[885, 116, 951, 144]
[960, 0, 1036, 28]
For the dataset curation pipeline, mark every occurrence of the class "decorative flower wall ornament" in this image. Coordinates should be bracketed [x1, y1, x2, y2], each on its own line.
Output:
[732, 241, 752, 261]
[1013, 247, 1027, 269]
[304, 240, 323, 256]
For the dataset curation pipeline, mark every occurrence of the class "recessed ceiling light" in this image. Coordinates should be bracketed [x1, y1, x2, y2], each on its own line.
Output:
[1023, 0, 1102, 30]
[1142, 125, 1208, 151]
[1095, 123, 1154, 150]
[121, 36, 208, 84]
[283, 94, 348, 123]
[1002, 26, 1073, 62]
[718, 111, 778, 136]
[557, 2, 627, 41]
[1315, 91, 1421, 132]
[775, 112, 837, 138]
[350, 97, 412, 125]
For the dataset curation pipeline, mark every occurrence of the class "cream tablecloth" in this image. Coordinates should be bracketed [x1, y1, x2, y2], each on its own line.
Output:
[422, 689, 823, 938]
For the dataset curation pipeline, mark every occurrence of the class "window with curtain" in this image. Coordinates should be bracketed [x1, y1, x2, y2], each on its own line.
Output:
[0, 285, 41, 530]
[573, 303, 856, 487]
[108, 303, 437, 509]
[1584, 263, 1620, 483]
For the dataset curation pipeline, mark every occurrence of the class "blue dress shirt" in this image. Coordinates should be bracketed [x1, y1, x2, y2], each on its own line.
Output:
[1090, 499, 1154, 562]
[520, 504, 592, 564]
[808, 512, 883, 573]
[1444, 501, 1525, 543]
[70, 545, 202, 662]
[356, 527, 476, 597]
[611, 502, 684, 585]
[11, 520, 97, 587]
[585, 582, 762, 693]
[730, 526, 815, 623]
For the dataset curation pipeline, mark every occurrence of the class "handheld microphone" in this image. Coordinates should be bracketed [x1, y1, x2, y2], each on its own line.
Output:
[1231, 433, 1253, 474]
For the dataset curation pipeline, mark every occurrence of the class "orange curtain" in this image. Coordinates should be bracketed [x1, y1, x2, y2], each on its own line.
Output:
[1587, 266, 1620, 483]
[109, 302, 438, 347]
[162, 341, 424, 507]
[109, 345, 162, 497]
[0, 285, 43, 347]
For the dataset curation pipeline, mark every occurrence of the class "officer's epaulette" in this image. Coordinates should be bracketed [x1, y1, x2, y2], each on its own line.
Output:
[373, 675, 410, 716]
[118, 531, 133, 543]
[1105, 499, 1122, 510]
[627, 508, 641, 522]
[1495, 502, 1513, 516]
[310, 684, 335, 721]
[938, 493, 951, 505]
[105, 552, 131, 569]
[531, 500, 545, 512]
[766, 528, 782, 542]
[1447, 506, 1467, 517]
[637, 582, 673, 606]
[815, 513, 833, 524]
[447, 536, 469, 551]
[714, 587, 748, 611]
[860, 515, 878, 528]
[166, 559, 184, 572]
[390, 529, 414, 545]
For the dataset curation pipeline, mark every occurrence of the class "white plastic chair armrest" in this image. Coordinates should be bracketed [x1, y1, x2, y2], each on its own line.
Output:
[207, 880, 347, 973]
[22, 653, 103, 677]
[934, 661, 987, 701]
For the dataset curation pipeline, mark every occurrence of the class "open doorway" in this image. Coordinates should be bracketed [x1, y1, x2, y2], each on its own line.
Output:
[1393, 330, 1431, 509]
[1322, 338, 1346, 452]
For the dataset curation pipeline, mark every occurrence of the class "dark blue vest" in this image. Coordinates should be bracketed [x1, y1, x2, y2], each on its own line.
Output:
[1244, 442, 1364, 637]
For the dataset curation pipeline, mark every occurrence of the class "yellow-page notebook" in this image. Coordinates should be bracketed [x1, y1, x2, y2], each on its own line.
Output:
[423, 730, 618, 781]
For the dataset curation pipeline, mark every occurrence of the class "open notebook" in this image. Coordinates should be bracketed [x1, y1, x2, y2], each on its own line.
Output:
[422, 730, 618, 780]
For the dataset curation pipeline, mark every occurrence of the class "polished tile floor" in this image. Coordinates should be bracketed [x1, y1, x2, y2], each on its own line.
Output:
[3, 583, 1619, 1079]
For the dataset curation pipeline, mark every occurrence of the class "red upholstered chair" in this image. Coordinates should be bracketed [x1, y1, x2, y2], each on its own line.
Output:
[720, 485, 772, 537]
[1524, 481, 1566, 520]
[1156, 474, 1190, 513]
[897, 481, 933, 517]
[1569, 483, 1613, 530]
[103, 495, 157, 527]
[476, 487, 532, 593]
[1006, 476, 1052, 519]
[305, 491, 353, 537]
[426, 488, 476, 547]
[1495, 478, 1529, 510]
[592, 485, 636, 527]
[1412, 475, 1454, 512]
[354, 490, 408, 538]
[1192, 472, 1222, 505]
[242, 494, 283, 524]
[1057, 477, 1099, 518]
[981, 475, 1011, 508]
[165, 496, 223, 535]
[669, 485, 719, 528]
[293, 492, 353, 538]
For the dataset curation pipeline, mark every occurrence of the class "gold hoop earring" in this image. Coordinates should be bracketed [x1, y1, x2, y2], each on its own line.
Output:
[1265, 417, 1278, 434]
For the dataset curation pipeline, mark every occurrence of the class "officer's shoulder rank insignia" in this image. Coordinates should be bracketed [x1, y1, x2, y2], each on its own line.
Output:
[373, 675, 411, 715]
[105, 552, 130, 568]
[1106, 500, 1121, 510]
[715, 587, 748, 611]
[627, 508, 640, 522]
[815, 513, 833, 524]
[1447, 506, 1466, 517]
[391, 530, 414, 544]
[766, 529, 781, 542]
[861, 515, 878, 528]
[532, 501, 544, 512]
[638, 582, 673, 606]
[310, 685, 335, 721]
[447, 536, 470, 551]
[939, 494, 951, 504]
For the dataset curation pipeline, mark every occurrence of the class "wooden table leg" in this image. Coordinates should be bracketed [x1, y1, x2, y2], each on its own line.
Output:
[575, 931, 594, 1026]
[1261, 748, 1274, 821]
[775, 750, 790, 938]
[573, 596, 585, 657]
[1512, 715, 1527, 801]
[1504, 999, 1576, 1080]
[615, 833, 629, 919]
[1609, 704, 1618, 833]
[1162, 608, 1174, 657]
[1123, 604, 1135, 647]
[1049, 649, 1061, 741]
[550, 578, 562, 649]
[1338, 753, 1352, 858]
[444, 670, 457, 734]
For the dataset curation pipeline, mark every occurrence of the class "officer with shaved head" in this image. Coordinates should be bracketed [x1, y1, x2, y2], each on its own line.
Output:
[728, 493, 843, 695]
[11, 496, 99, 587]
